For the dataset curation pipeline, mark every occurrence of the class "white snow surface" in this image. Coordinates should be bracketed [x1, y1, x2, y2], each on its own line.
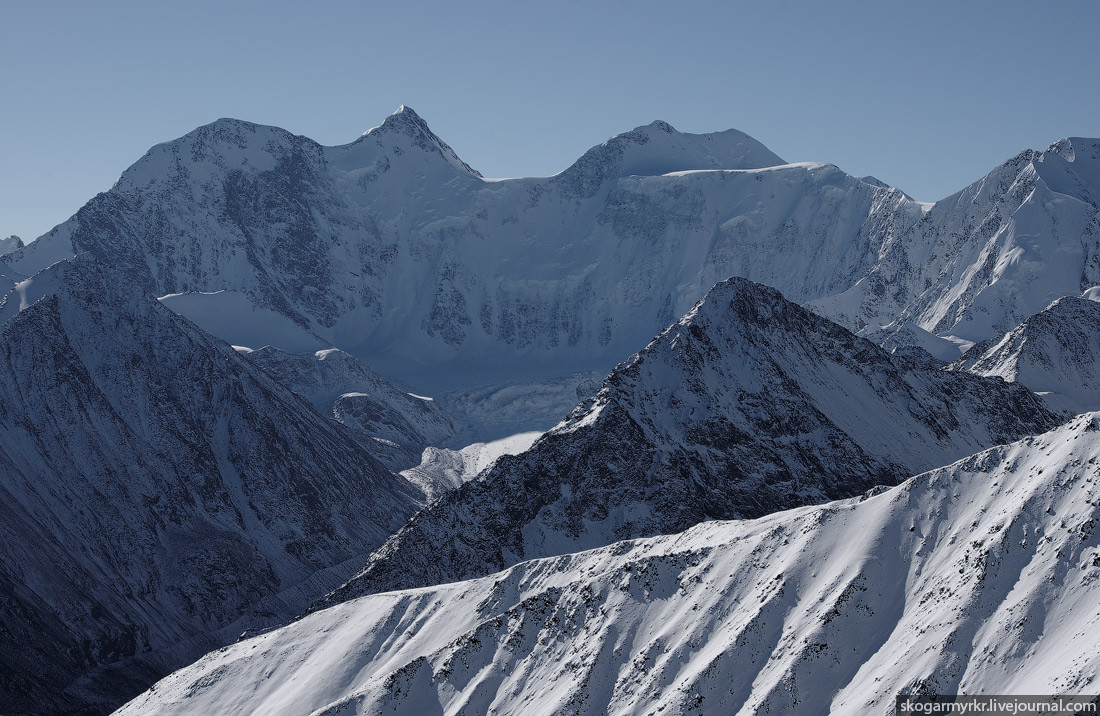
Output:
[119, 414, 1100, 716]
[400, 431, 543, 502]
[6, 111, 1095, 437]
[813, 137, 1100, 345]
[0, 107, 926, 436]
[951, 295, 1100, 414]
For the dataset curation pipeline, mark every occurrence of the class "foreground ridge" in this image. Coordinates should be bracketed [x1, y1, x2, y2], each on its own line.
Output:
[323, 277, 1058, 603]
[120, 413, 1100, 715]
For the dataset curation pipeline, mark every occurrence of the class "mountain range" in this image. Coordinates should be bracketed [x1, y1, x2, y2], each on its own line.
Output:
[1, 108, 1098, 714]
[323, 276, 1058, 604]
[9, 108, 1096, 438]
[118, 413, 1100, 716]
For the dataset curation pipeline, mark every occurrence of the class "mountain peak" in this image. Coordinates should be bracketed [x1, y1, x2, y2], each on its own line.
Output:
[361, 105, 481, 176]
[0, 235, 23, 256]
[551, 122, 785, 199]
[640, 119, 677, 134]
[684, 275, 788, 325]
[321, 276, 1056, 603]
[373, 104, 429, 134]
[1044, 136, 1100, 162]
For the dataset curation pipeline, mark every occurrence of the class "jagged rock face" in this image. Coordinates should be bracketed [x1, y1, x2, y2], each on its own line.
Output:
[811, 138, 1100, 345]
[950, 295, 1100, 414]
[0, 256, 422, 714]
[241, 345, 458, 471]
[117, 414, 1100, 716]
[324, 278, 1059, 603]
[2, 108, 923, 397]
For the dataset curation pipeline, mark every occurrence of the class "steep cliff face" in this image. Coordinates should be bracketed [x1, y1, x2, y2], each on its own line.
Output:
[0, 255, 422, 714]
[950, 294, 1100, 414]
[119, 413, 1100, 716]
[323, 278, 1058, 603]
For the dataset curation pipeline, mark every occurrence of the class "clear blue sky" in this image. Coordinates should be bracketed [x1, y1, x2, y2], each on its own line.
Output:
[3, 0, 1097, 243]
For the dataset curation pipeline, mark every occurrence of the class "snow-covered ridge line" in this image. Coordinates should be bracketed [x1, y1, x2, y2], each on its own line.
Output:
[0, 107, 932, 439]
[119, 413, 1100, 716]
[950, 293, 1100, 415]
[6, 110, 1094, 443]
[321, 276, 1058, 605]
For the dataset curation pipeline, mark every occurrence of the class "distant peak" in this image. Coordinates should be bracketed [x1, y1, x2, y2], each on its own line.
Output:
[708, 275, 786, 306]
[642, 120, 677, 134]
[0, 234, 23, 257]
[550, 122, 784, 199]
[200, 117, 264, 134]
[679, 276, 792, 328]
[362, 105, 481, 177]
[1044, 137, 1100, 162]
[368, 104, 433, 137]
[210, 116, 256, 127]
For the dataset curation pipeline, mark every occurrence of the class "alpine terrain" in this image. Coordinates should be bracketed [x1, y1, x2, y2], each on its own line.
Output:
[1, 108, 1098, 715]
[0, 254, 423, 714]
[119, 413, 1100, 716]
[950, 294, 1100, 415]
[10, 111, 1096, 436]
[324, 277, 1058, 603]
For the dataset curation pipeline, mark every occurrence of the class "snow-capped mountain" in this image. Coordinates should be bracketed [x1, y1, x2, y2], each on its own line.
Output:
[323, 278, 1058, 603]
[6, 109, 1095, 435]
[117, 412, 1100, 716]
[0, 108, 926, 435]
[3, 109, 1098, 713]
[0, 235, 23, 256]
[950, 294, 1100, 414]
[812, 138, 1100, 347]
[0, 254, 423, 714]
[240, 345, 459, 471]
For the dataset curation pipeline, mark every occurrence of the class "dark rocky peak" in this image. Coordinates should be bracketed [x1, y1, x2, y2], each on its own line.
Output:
[321, 277, 1058, 604]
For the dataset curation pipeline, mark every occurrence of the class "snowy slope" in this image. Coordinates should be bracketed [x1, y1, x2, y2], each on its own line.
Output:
[400, 431, 543, 502]
[6, 117, 1098, 400]
[324, 278, 1058, 602]
[1, 108, 925, 435]
[7, 111, 1093, 436]
[119, 413, 1100, 716]
[0, 255, 423, 714]
[950, 295, 1100, 414]
[241, 345, 459, 471]
[811, 137, 1100, 347]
